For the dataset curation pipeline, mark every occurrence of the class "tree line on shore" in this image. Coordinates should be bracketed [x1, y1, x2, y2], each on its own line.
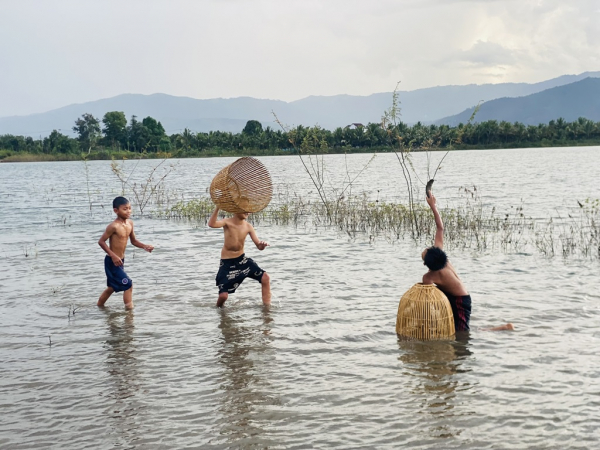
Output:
[2, 111, 600, 159]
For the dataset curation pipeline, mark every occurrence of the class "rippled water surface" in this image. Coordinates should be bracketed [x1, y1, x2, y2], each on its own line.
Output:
[1, 148, 600, 449]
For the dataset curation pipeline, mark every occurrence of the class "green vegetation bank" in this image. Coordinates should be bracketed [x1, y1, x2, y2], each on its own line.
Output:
[2, 111, 600, 162]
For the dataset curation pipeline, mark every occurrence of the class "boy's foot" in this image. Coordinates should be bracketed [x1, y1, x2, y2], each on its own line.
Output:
[124, 302, 134, 310]
[484, 323, 515, 331]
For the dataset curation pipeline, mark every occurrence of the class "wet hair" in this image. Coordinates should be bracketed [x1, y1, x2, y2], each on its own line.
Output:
[423, 246, 447, 271]
[112, 196, 130, 209]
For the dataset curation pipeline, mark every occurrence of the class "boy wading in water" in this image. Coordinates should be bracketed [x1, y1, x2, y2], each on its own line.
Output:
[97, 197, 154, 310]
[208, 206, 271, 308]
[422, 192, 513, 332]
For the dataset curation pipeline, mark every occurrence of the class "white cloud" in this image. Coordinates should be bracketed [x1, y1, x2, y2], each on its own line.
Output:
[455, 41, 518, 67]
[0, 0, 598, 116]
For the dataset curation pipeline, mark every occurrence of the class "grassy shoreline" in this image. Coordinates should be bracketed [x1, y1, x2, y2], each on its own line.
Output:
[0, 148, 293, 163]
[2, 139, 600, 163]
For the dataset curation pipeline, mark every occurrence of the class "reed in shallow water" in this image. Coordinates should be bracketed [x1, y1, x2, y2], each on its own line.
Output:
[158, 190, 600, 260]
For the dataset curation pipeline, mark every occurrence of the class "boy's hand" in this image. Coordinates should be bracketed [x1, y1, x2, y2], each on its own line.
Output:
[426, 193, 437, 209]
[144, 245, 154, 253]
[256, 241, 269, 250]
[111, 255, 123, 266]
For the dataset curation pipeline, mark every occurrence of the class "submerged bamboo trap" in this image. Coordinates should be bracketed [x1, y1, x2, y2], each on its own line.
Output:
[210, 157, 273, 213]
[396, 283, 455, 340]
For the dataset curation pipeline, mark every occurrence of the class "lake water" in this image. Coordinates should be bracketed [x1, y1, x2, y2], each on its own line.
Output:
[1, 147, 599, 449]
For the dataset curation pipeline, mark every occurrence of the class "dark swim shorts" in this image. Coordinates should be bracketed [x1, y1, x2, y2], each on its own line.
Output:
[443, 292, 472, 331]
[104, 255, 133, 292]
[215, 254, 264, 294]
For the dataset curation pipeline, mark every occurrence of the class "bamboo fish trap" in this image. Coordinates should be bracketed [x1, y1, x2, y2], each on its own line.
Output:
[209, 157, 273, 213]
[396, 283, 455, 340]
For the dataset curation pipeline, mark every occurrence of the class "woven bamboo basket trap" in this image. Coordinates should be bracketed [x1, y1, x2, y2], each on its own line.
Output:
[396, 283, 455, 340]
[210, 157, 273, 213]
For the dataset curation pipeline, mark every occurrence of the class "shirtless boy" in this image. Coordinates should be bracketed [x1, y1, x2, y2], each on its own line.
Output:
[97, 197, 154, 309]
[208, 206, 271, 307]
[422, 192, 513, 332]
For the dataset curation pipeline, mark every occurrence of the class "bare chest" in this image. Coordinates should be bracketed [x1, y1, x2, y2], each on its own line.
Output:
[113, 222, 132, 239]
[224, 223, 249, 241]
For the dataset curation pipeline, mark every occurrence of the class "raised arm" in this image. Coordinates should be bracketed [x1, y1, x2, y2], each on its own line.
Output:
[427, 193, 444, 249]
[208, 206, 226, 228]
[129, 221, 153, 252]
[248, 224, 269, 250]
[98, 224, 122, 265]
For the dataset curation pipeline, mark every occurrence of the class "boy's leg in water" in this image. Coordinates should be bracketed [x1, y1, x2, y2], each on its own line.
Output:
[483, 323, 515, 331]
[261, 273, 271, 306]
[123, 286, 133, 310]
[98, 287, 114, 307]
[217, 292, 228, 308]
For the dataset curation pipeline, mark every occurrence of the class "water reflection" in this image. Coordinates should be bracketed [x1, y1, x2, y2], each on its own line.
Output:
[216, 307, 277, 446]
[397, 335, 472, 438]
[103, 310, 142, 448]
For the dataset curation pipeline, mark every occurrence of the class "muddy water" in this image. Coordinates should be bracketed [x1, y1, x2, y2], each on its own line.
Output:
[1, 147, 599, 449]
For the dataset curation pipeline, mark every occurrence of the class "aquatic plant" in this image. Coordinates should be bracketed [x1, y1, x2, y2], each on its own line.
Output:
[22, 243, 38, 258]
[81, 155, 94, 215]
[533, 198, 600, 259]
[159, 197, 215, 220]
[382, 89, 482, 239]
[159, 190, 600, 261]
[272, 113, 377, 220]
[110, 156, 179, 215]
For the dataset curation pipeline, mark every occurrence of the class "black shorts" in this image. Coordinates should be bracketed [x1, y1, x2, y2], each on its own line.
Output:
[104, 256, 132, 292]
[443, 292, 472, 331]
[215, 254, 265, 294]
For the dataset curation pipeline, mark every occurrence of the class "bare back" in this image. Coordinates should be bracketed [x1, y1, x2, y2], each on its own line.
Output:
[423, 261, 468, 297]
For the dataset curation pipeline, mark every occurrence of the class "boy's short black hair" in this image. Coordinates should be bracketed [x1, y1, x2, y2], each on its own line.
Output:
[423, 246, 447, 271]
[113, 196, 130, 209]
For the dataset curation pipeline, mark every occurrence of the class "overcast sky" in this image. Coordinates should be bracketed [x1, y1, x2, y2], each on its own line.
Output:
[0, 0, 599, 117]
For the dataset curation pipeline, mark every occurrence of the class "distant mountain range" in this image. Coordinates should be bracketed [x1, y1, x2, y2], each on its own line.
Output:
[1, 72, 599, 137]
[436, 77, 600, 126]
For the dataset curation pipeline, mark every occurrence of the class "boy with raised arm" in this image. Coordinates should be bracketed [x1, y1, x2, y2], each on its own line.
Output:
[97, 197, 153, 310]
[208, 206, 271, 307]
[422, 193, 513, 332]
